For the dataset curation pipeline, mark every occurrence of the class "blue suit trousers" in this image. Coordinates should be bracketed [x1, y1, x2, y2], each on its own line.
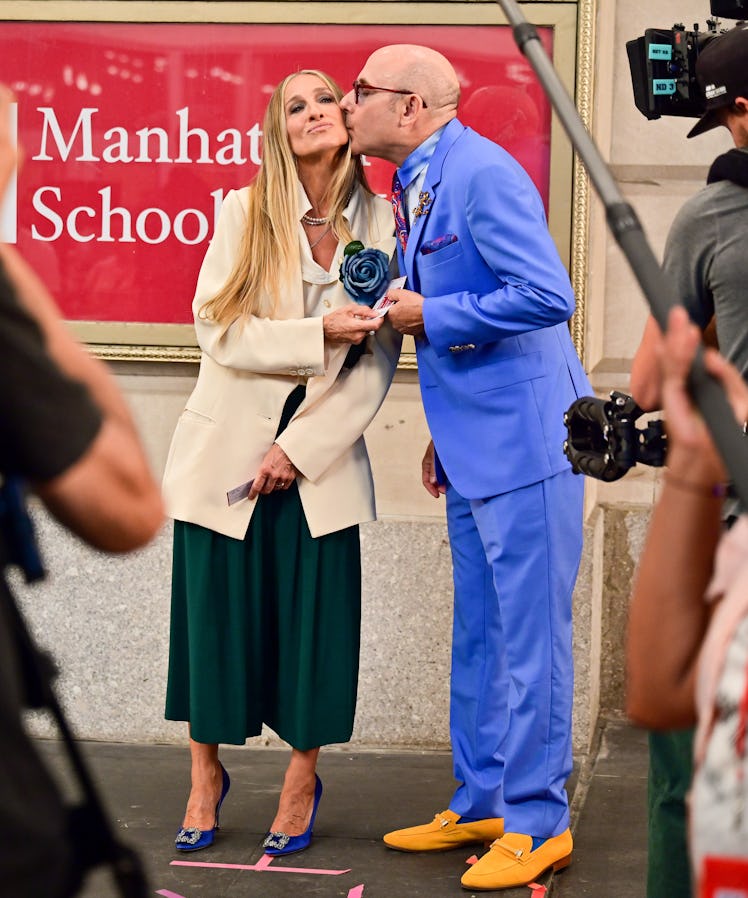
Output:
[446, 467, 583, 838]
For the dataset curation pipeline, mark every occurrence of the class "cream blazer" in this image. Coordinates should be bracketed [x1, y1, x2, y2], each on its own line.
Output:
[162, 183, 399, 539]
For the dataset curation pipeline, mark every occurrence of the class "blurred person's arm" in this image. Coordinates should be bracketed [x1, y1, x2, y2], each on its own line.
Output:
[626, 307, 747, 729]
[0, 244, 163, 552]
[630, 316, 665, 412]
[630, 314, 718, 412]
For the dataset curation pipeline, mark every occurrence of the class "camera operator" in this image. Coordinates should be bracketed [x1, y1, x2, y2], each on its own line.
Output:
[0, 84, 163, 898]
[629, 23, 748, 898]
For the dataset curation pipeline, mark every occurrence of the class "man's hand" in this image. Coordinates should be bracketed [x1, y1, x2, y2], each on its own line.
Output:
[323, 303, 383, 344]
[422, 440, 445, 498]
[249, 443, 298, 499]
[387, 288, 425, 336]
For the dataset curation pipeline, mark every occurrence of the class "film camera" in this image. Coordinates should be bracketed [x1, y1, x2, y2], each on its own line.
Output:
[626, 0, 746, 121]
[563, 392, 667, 482]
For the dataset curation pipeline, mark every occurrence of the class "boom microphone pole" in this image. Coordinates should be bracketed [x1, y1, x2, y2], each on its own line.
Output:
[496, 0, 748, 506]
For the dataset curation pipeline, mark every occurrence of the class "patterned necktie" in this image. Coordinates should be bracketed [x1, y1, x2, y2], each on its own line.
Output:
[391, 170, 409, 254]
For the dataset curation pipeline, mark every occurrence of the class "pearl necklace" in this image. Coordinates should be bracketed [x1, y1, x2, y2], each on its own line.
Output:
[301, 212, 328, 226]
[301, 188, 354, 227]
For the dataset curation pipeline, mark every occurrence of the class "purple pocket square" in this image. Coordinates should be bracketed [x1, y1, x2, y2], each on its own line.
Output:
[420, 233, 459, 255]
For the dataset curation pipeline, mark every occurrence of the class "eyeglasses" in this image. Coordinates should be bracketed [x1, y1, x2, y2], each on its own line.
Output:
[352, 80, 428, 108]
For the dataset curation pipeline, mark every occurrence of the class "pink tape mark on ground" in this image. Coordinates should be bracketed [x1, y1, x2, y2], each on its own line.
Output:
[156, 891, 189, 898]
[465, 854, 479, 865]
[171, 858, 351, 875]
[253, 854, 274, 870]
[528, 884, 547, 896]
[347, 886, 365, 898]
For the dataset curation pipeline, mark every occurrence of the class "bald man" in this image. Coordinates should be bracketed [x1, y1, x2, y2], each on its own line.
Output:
[341, 46, 590, 891]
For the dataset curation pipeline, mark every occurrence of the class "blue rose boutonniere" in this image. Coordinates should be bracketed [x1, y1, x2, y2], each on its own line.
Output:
[339, 240, 390, 306]
[338, 241, 390, 370]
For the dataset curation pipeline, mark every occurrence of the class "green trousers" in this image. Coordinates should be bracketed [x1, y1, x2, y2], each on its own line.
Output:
[647, 729, 694, 898]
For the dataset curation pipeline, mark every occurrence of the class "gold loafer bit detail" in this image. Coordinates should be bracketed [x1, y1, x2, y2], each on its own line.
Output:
[460, 829, 573, 891]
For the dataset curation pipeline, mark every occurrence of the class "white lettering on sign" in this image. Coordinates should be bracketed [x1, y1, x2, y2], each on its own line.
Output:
[28, 104, 252, 244]
[32, 106, 263, 165]
[32, 186, 225, 245]
[33, 107, 99, 161]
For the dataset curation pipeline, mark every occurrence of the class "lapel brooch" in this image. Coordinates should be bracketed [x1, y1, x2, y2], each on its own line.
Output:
[412, 191, 433, 219]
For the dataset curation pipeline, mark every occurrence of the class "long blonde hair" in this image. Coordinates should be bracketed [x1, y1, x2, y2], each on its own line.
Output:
[200, 70, 372, 324]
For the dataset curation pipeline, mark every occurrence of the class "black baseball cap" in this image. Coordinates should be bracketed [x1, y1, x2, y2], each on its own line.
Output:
[687, 23, 748, 138]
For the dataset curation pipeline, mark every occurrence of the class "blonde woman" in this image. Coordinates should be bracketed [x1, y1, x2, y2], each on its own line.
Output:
[162, 70, 398, 857]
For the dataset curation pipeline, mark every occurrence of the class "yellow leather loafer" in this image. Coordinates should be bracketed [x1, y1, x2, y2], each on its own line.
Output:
[383, 809, 504, 852]
[460, 828, 572, 890]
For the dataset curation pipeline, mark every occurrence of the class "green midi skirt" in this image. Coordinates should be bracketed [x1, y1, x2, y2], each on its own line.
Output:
[165, 388, 361, 750]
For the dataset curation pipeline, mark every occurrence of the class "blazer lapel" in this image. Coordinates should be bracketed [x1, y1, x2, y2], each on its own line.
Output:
[404, 119, 466, 282]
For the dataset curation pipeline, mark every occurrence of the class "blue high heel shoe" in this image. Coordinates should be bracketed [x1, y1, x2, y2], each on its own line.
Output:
[263, 774, 323, 856]
[175, 763, 230, 852]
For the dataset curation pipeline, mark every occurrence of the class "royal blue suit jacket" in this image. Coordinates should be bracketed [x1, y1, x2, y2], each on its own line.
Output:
[402, 119, 590, 499]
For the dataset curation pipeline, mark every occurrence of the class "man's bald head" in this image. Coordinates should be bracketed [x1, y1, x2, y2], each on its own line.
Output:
[367, 45, 461, 115]
[340, 44, 461, 164]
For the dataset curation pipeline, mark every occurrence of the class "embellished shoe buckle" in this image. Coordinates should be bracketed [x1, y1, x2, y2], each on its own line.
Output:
[176, 828, 202, 846]
[263, 831, 291, 851]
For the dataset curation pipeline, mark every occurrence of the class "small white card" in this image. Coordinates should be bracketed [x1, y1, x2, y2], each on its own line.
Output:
[226, 479, 254, 506]
[371, 276, 406, 317]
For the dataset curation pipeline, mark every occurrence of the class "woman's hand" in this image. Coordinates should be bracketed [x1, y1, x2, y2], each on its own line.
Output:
[248, 443, 298, 499]
[323, 303, 383, 344]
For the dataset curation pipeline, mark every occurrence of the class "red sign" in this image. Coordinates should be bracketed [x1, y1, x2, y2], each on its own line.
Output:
[0, 23, 553, 326]
[700, 856, 748, 898]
